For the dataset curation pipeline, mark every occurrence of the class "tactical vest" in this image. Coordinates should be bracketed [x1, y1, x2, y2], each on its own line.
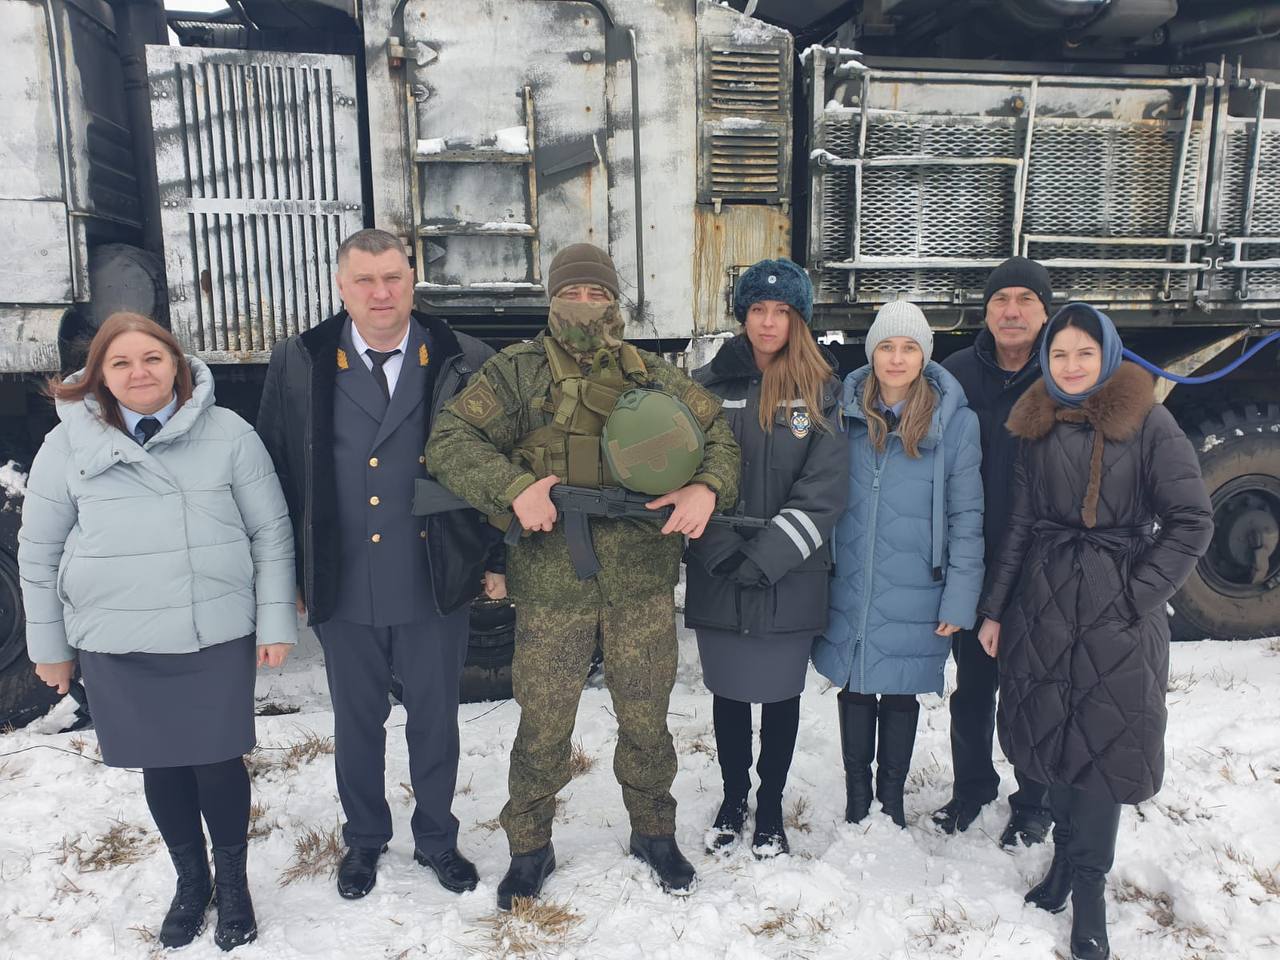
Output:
[513, 337, 649, 488]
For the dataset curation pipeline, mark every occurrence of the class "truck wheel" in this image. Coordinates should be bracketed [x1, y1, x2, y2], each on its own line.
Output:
[1171, 403, 1280, 641]
[460, 598, 515, 703]
[0, 550, 59, 730]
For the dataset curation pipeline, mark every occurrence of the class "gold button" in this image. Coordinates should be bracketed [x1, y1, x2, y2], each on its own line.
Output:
[419, 530, 427, 539]
[369, 495, 380, 506]
[418, 455, 426, 464]
[369, 457, 379, 468]
[371, 533, 382, 543]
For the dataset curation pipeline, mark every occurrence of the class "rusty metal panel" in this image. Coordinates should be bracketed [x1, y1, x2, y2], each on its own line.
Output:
[692, 204, 790, 334]
[147, 45, 363, 362]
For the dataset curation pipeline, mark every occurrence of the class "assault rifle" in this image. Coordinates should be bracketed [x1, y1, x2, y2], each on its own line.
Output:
[412, 478, 770, 581]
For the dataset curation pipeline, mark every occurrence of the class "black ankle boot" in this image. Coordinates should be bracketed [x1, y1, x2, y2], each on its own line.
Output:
[1070, 881, 1110, 960]
[706, 794, 748, 853]
[159, 840, 213, 948]
[837, 692, 877, 824]
[874, 699, 920, 828]
[211, 844, 257, 951]
[751, 800, 789, 858]
[497, 843, 557, 910]
[629, 833, 696, 894]
[1025, 847, 1072, 913]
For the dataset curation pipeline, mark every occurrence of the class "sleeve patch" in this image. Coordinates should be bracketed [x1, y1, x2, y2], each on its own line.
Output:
[453, 374, 501, 427]
[682, 381, 722, 429]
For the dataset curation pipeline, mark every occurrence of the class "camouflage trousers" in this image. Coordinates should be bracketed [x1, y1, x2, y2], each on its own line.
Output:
[499, 592, 679, 855]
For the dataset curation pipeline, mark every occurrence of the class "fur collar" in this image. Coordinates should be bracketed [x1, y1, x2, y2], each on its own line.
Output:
[1006, 361, 1155, 442]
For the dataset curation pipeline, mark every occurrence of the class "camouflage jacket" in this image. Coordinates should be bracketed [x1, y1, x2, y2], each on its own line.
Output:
[425, 333, 740, 608]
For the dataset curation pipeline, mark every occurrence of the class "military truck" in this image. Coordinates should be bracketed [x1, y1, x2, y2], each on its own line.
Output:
[1, 0, 1277, 726]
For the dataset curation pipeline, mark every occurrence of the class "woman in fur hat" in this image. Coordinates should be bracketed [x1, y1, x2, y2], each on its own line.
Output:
[977, 303, 1213, 960]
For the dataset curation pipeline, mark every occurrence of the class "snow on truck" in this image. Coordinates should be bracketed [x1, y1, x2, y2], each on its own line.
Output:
[1, 0, 1278, 727]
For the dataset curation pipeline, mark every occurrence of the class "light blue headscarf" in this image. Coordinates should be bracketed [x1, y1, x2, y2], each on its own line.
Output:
[1040, 302, 1124, 408]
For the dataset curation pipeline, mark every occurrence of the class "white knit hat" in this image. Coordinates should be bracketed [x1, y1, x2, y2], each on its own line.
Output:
[865, 299, 934, 364]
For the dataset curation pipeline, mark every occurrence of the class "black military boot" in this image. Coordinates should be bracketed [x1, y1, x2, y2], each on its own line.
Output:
[211, 844, 257, 951]
[1026, 812, 1073, 913]
[158, 840, 213, 948]
[629, 833, 696, 895]
[874, 697, 920, 828]
[837, 691, 877, 824]
[496, 843, 557, 911]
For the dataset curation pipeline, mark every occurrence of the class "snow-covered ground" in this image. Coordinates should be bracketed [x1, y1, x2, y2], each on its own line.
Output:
[3, 624, 1278, 960]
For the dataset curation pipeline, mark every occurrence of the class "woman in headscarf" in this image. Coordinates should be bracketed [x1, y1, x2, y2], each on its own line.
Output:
[977, 303, 1213, 960]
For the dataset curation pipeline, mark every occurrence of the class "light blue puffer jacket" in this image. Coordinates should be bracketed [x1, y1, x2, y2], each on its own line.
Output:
[812, 361, 985, 695]
[18, 357, 296, 663]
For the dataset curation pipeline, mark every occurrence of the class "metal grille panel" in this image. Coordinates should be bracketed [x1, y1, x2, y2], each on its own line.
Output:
[707, 47, 784, 112]
[148, 47, 363, 360]
[708, 127, 782, 198]
[1213, 121, 1280, 296]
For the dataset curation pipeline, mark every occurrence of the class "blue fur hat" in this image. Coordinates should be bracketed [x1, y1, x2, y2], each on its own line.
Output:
[733, 258, 814, 326]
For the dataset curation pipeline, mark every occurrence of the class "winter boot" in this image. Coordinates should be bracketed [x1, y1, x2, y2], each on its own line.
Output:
[873, 697, 920, 829]
[158, 840, 213, 948]
[837, 691, 877, 824]
[707, 696, 753, 853]
[630, 833, 696, 895]
[751, 695, 798, 857]
[497, 843, 557, 911]
[930, 798, 984, 835]
[211, 844, 257, 951]
[1069, 881, 1110, 960]
[1027, 807, 1073, 913]
[1000, 804, 1054, 848]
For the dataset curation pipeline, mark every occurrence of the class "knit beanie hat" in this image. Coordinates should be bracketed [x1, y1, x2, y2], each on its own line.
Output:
[865, 299, 934, 365]
[733, 258, 814, 325]
[547, 243, 620, 300]
[983, 256, 1053, 314]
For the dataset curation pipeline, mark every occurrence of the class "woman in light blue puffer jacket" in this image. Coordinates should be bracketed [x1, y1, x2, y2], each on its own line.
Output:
[18, 312, 294, 951]
[812, 300, 985, 831]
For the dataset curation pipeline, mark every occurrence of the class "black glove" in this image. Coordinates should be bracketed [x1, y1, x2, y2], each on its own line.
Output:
[730, 556, 769, 589]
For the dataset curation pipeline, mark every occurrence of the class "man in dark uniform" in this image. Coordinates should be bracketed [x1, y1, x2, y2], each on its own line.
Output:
[256, 228, 500, 898]
[934, 256, 1055, 847]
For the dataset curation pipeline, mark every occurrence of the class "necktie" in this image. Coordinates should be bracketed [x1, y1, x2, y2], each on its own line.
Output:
[366, 348, 401, 403]
[136, 417, 162, 445]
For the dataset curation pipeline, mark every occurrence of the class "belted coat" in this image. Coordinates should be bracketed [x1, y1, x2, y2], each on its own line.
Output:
[979, 362, 1213, 804]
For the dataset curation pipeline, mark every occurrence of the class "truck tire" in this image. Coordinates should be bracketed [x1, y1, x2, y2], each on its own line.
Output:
[460, 598, 515, 703]
[0, 550, 59, 730]
[1171, 402, 1280, 641]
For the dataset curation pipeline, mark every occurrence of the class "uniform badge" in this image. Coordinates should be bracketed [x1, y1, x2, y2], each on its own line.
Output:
[336, 347, 350, 371]
[790, 408, 811, 439]
[419, 343, 430, 367]
[681, 382, 722, 428]
[454, 374, 500, 427]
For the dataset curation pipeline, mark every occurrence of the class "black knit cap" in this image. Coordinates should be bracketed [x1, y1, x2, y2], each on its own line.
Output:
[547, 243, 620, 300]
[983, 256, 1053, 314]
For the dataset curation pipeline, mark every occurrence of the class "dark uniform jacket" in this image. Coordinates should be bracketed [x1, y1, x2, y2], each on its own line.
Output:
[943, 327, 1043, 562]
[684, 335, 847, 636]
[979, 363, 1213, 804]
[256, 310, 498, 624]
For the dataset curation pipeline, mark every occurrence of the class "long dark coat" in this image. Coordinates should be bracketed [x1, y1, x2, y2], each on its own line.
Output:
[979, 362, 1213, 804]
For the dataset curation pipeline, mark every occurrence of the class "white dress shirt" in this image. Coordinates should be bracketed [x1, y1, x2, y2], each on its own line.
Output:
[121, 393, 179, 444]
[349, 322, 411, 398]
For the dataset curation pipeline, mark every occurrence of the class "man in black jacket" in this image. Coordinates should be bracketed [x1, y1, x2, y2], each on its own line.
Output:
[934, 256, 1055, 846]
[256, 228, 500, 899]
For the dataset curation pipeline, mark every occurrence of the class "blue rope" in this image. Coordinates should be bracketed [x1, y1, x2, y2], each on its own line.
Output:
[1122, 329, 1280, 385]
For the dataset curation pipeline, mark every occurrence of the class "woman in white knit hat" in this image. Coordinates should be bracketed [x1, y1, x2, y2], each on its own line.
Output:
[812, 299, 986, 828]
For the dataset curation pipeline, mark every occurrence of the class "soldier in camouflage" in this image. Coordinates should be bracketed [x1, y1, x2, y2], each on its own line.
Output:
[425, 243, 740, 909]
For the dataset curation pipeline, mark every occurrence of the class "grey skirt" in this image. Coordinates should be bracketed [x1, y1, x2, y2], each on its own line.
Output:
[696, 628, 812, 703]
[78, 634, 256, 768]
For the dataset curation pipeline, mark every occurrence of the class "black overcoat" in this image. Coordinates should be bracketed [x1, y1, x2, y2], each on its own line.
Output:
[979, 362, 1213, 804]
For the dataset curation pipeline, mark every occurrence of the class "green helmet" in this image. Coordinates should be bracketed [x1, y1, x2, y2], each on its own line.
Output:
[601, 388, 706, 495]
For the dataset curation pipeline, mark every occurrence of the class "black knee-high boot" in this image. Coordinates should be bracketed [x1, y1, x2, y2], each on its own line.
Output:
[1026, 786, 1074, 913]
[874, 695, 920, 828]
[753, 696, 800, 856]
[1065, 788, 1121, 960]
[707, 695, 752, 851]
[144, 767, 214, 948]
[837, 691, 877, 823]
